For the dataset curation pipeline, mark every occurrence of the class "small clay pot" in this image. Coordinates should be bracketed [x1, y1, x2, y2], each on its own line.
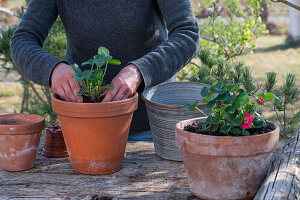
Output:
[42, 125, 68, 158]
[0, 114, 45, 171]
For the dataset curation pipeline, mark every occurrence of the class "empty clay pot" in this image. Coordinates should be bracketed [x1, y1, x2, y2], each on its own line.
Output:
[0, 114, 45, 171]
[42, 125, 68, 158]
[175, 117, 279, 200]
[52, 93, 138, 175]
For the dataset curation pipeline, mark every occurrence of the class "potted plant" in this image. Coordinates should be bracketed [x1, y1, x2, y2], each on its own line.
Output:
[0, 114, 45, 171]
[175, 82, 279, 199]
[52, 47, 138, 175]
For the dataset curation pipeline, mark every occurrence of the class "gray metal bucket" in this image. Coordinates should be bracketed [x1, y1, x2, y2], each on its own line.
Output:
[142, 82, 210, 161]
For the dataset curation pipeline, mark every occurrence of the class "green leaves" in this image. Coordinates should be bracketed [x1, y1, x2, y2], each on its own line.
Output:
[233, 115, 243, 126]
[188, 79, 275, 137]
[233, 92, 249, 107]
[206, 100, 216, 109]
[182, 101, 198, 110]
[98, 47, 109, 57]
[201, 86, 209, 97]
[109, 59, 121, 65]
[72, 46, 121, 102]
[220, 124, 231, 134]
[230, 128, 241, 135]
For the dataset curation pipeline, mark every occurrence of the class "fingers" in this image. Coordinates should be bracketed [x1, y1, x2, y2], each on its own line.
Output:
[102, 85, 121, 103]
[102, 64, 142, 103]
[51, 63, 83, 102]
[121, 93, 131, 100]
[67, 73, 83, 102]
[113, 86, 130, 101]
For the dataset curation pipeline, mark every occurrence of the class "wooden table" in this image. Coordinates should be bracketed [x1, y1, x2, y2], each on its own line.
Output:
[0, 141, 197, 200]
[1, 129, 299, 200]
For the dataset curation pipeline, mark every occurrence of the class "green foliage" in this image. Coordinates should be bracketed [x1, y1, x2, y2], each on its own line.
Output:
[190, 49, 260, 95]
[185, 82, 275, 136]
[0, 26, 16, 72]
[0, 1, 67, 126]
[72, 47, 121, 102]
[198, 0, 268, 60]
[186, 49, 299, 139]
[272, 74, 300, 139]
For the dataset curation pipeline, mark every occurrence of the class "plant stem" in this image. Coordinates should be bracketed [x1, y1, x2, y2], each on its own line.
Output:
[196, 107, 208, 117]
[103, 63, 108, 78]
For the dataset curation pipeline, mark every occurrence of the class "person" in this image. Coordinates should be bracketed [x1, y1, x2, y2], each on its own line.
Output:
[10, 0, 199, 138]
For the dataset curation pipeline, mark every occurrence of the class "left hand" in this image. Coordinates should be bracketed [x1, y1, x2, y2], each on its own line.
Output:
[102, 64, 143, 102]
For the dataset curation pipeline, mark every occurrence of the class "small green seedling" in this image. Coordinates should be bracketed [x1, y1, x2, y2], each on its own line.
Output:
[71, 47, 121, 102]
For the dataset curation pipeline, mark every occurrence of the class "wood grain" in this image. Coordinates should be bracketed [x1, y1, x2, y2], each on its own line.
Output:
[0, 141, 197, 200]
[255, 129, 300, 200]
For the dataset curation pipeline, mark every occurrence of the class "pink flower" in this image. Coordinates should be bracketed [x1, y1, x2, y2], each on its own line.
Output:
[242, 113, 254, 130]
[257, 98, 264, 105]
[234, 92, 239, 96]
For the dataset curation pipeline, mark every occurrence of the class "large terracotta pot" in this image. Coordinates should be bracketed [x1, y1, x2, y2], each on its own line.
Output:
[175, 117, 279, 200]
[0, 114, 45, 171]
[51, 93, 138, 175]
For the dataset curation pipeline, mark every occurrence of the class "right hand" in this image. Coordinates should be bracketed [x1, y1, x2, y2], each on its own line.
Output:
[51, 62, 83, 102]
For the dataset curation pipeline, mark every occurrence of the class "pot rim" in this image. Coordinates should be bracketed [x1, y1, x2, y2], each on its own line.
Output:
[52, 92, 138, 118]
[175, 117, 280, 156]
[142, 82, 207, 109]
[176, 117, 279, 139]
[0, 114, 45, 135]
[52, 92, 138, 106]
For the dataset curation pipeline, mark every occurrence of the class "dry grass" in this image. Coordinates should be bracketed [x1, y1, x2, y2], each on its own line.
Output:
[0, 81, 22, 114]
[236, 35, 300, 88]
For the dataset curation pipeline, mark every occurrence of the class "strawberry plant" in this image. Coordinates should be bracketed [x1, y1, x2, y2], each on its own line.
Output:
[71, 47, 121, 103]
[184, 82, 276, 136]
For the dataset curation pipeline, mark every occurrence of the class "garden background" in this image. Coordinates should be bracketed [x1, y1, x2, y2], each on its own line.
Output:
[0, 0, 299, 142]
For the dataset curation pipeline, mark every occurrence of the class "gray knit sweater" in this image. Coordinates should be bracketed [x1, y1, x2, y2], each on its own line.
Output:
[10, 0, 199, 134]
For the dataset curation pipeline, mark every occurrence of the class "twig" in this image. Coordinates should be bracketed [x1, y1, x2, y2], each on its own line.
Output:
[272, 0, 300, 11]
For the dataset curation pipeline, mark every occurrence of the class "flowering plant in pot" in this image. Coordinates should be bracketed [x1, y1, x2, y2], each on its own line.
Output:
[176, 82, 279, 200]
[52, 47, 138, 175]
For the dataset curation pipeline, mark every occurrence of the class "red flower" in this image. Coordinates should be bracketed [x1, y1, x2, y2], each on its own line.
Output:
[257, 98, 264, 105]
[234, 92, 238, 96]
[242, 113, 254, 130]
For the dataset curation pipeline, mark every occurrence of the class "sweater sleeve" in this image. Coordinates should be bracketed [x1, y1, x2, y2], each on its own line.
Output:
[10, 0, 65, 87]
[130, 0, 199, 89]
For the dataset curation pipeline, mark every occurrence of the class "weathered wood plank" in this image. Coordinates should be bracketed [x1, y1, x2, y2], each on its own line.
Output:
[255, 129, 300, 200]
[0, 141, 197, 200]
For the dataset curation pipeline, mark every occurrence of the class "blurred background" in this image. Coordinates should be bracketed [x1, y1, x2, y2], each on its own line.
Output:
[0, 0, 299, 140]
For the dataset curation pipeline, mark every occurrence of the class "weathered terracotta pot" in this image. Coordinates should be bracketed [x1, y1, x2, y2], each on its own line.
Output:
[0, 114, 45, 171]
[42, 125, 68, 158]
[51, 93, 138, 175]
[175, 117, 279, 200]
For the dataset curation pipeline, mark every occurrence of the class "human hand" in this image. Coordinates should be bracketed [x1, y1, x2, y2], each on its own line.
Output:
[51, 62, 83, 102]
[102, 64, 143, 102]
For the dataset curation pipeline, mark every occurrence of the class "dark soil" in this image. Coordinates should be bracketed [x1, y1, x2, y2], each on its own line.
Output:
[184, 122, 275, 136]
[0, 119, 27, 125]
[83, 96, 104, 103]
[56, 94, 104, 103]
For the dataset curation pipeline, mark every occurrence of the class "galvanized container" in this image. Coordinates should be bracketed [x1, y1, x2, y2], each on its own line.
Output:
[142, 82, 210, 161]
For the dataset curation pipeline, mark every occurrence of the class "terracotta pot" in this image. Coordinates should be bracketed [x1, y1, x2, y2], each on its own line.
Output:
[0, 114, 45, 171]
[51, 93, 138, 175]
[42, 125, 68, 158]
[175, 117, 279, 200]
